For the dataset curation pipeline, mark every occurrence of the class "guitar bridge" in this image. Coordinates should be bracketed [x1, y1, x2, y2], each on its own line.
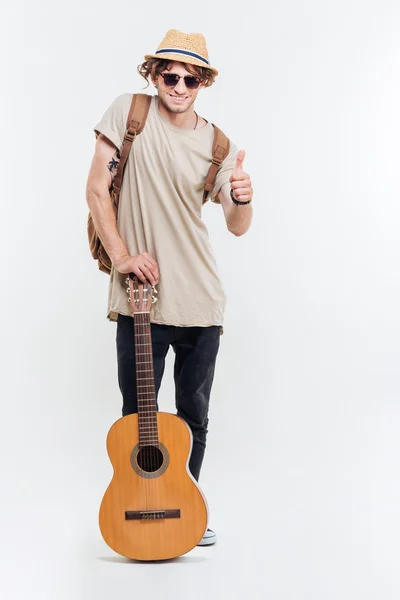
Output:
[125, 509, 181, 521]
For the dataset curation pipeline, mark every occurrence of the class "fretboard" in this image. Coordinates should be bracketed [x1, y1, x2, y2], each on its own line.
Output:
[134, 312, 159, 447]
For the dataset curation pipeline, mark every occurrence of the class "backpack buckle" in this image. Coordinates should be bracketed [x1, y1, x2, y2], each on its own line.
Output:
[125, 129, 137, 143]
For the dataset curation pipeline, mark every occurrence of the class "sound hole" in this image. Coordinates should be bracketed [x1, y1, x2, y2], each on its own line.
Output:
[137, 446, 164, 473]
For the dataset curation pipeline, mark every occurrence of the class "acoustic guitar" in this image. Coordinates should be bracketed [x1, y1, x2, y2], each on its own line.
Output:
[99, 273, 209, 560]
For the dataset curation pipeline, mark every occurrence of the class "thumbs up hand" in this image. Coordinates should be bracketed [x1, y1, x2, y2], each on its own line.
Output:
[229, 150, 253, 204]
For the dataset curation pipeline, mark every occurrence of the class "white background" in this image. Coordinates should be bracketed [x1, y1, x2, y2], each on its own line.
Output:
[2, 1, 400, 598]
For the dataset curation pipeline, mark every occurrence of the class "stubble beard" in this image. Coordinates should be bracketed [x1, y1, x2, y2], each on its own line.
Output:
[158, 92, 195, 115]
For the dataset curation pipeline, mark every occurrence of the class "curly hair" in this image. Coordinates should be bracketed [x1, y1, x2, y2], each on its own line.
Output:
[137, 58, 217, 89]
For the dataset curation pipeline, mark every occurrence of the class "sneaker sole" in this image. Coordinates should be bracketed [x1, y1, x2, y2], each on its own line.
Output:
[197, 532, 217, 546]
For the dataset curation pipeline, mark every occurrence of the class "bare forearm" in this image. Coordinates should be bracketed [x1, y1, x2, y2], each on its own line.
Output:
[226, 201, 253, 236]
[86, 189, 129, 264]
[218, 182, 253, 236]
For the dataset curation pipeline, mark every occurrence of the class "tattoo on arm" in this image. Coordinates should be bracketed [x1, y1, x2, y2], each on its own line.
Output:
[107, 148, 121, 187]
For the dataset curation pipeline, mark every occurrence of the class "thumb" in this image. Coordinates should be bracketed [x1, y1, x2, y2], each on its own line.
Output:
[235, 149, 246, 171]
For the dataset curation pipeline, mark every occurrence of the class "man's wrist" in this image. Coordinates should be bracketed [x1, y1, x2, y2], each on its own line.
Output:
[230, 188, 252, 206]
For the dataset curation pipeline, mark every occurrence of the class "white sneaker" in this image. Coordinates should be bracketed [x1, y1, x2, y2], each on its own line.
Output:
[197, 528, 217, 546]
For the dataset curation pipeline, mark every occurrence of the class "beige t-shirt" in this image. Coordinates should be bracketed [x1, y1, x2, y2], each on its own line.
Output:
[93, 93, 237, 327]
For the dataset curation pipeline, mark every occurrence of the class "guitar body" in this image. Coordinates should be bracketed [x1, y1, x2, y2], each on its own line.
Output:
[99, 411, 209, 561]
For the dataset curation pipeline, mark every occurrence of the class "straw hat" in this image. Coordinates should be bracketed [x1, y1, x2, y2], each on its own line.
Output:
[144, 29, 218, 76]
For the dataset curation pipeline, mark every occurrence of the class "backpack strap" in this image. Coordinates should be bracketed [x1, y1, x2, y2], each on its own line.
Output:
[203, 124, 230, 203]
[111, 93, 152, 210]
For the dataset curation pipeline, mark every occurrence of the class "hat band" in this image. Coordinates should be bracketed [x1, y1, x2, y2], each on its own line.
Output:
[155, 48, 210, 66]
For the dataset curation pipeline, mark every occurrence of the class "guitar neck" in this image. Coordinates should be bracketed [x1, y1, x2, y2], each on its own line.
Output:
[133, 312, 159, 446]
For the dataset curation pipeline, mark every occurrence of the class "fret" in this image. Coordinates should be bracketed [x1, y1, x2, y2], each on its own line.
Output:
[139, 442, 160, 446]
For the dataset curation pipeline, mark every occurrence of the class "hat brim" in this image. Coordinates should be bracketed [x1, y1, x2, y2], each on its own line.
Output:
[143, 52, 219, 76]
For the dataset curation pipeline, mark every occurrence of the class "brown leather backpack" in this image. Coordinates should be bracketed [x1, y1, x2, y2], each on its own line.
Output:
[88, 93, 230, 274]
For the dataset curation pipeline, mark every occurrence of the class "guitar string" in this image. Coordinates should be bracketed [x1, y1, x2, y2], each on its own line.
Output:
[146, 284, 160, 513]
[135, 283, 150, 511]
[138, 306, 152, 510]
[134, 288, 145, 511]
[146, 289, 159, 510]
[134, 280, 160, 518]
[145, 286, 157, 476]
[139, 287, 157, 478]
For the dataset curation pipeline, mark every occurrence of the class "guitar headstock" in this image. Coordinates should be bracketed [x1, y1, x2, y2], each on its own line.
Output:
[125, 273, 158, 313]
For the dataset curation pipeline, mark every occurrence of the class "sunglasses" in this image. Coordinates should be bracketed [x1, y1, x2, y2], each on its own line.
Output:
[159, 73, 202, 90]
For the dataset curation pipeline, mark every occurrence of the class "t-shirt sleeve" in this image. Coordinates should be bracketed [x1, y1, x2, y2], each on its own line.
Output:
[93, 93, 131, 150]
[209, 140, 238, 204]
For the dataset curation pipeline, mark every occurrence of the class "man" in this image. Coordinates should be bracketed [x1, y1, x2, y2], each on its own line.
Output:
[86, 29, 253, 546]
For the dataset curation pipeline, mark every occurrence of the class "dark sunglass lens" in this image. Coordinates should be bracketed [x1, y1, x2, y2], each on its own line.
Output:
[163, 74, 179, 86]
[184, 77, 200, 89]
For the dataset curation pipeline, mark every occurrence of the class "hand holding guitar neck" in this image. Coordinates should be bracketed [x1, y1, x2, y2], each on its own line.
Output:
[113, 252, 159, 286]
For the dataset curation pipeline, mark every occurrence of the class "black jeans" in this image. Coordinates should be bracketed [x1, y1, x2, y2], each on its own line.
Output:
[116, 314, 221, 481]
